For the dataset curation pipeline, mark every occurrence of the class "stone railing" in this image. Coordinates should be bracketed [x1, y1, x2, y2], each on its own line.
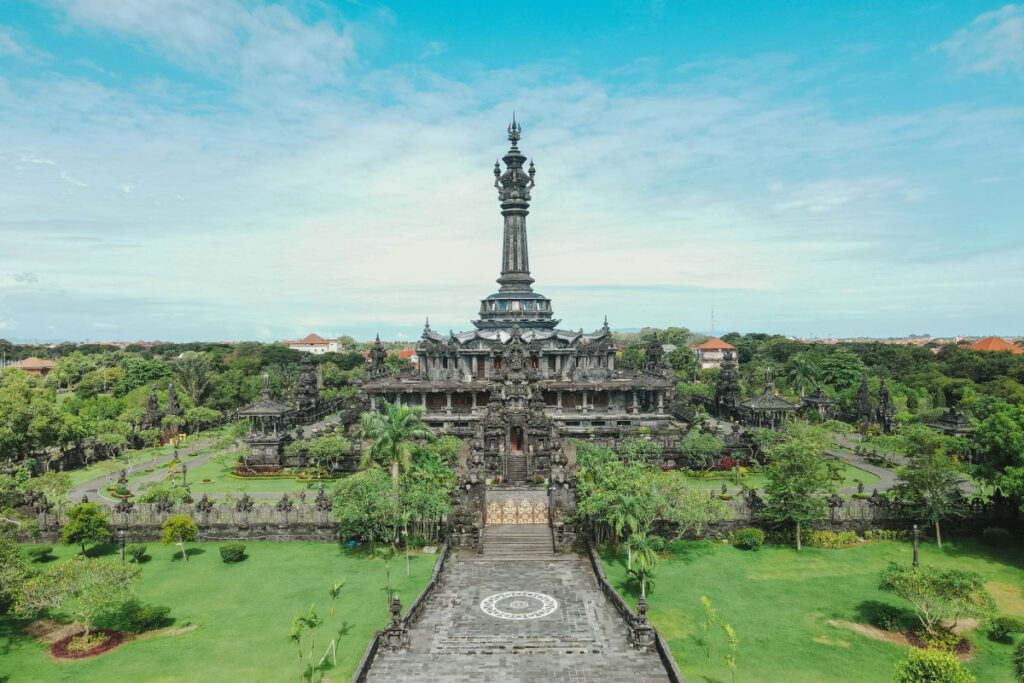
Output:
[584, 540, 684, 682]
[350, 541, 451, 683]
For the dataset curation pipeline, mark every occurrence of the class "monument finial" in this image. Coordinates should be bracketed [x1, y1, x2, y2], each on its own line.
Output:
[424, 317, 431, 333]
[507, 112, 521, 146]
[261, 373, 270, 400]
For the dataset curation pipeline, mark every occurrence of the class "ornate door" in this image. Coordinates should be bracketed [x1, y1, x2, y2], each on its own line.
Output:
[533, 502, 549, 524]
[517, 498, 534, 524]
[501, 499, 518, 524]
[485, 501, 502, 525]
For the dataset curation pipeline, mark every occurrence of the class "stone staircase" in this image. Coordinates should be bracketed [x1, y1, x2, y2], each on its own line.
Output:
[506, 451, 528, 483]
[481, 524, 554, 558]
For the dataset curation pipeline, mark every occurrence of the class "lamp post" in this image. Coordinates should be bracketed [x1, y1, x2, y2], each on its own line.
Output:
[119, 527, 126, 567]
[182, 463, 188, 486]
[912, 524, 920, 567]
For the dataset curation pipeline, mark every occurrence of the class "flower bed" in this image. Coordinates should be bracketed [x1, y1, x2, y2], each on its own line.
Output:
[51, 629, 124, 659]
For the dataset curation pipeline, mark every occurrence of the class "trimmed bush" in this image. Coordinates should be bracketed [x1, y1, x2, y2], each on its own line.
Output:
[732, 528, 764, 551]
[219, 542, 247, 564]
[807, 530, 859, 549]
[864, 529, 910, 542]
[95, 599, 171, 633]
[981, 527, 1013, 548]
[26, 546, 54, 563]
[990, 615, 1024, 641]
[892, 647, 975, 683]
[126, 544, 147, 563]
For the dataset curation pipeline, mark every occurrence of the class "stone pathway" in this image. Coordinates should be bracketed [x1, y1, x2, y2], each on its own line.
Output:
[364, 550, 670, 682]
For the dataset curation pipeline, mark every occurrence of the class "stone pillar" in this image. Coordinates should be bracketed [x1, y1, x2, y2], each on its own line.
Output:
[421, 393, 427, 409]
[370, 395, 377, 411]
[556, 391, 562, 408]
[582, 390, 588, 411]
[445, 392, 452, 414]
[471, 392, 477, 409]
[657, 391, 664, 414]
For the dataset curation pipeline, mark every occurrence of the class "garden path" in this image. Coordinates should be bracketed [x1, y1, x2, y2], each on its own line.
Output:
[66, 413, 345, 506]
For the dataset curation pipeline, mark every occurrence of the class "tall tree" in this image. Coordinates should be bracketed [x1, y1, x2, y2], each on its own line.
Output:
[173, 351, 213, 405]
[761, 430, 834, 551]
[161, 514, 198, 563]
[894, 425, 966, 548]
[786, 355, 820, 397]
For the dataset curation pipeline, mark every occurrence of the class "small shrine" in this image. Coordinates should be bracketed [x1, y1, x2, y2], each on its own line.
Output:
[801, 386, 838, 421]
[238, 374, 295, 466]
[740, 369, 798, 429]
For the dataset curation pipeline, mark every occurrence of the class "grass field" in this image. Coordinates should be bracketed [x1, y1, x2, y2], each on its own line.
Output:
[602, 538, 1024, 682]
[183, 459, 325, 495]
[2, 542, 436, 682]
[679, 461, 880, 492]
[67, 429, 224, 489]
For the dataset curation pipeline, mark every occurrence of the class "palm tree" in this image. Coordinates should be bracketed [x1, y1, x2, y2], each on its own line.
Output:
[608, 494, 640, 567]
[627, 532, 663, 598]
[787, 356, 820, 397]
[358, 399, 436, 482]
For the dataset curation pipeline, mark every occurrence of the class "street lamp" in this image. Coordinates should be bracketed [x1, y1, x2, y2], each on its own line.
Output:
[182, 463, 188, 486]
[912, 524, 920, 567]
[119, 528, 126, 566]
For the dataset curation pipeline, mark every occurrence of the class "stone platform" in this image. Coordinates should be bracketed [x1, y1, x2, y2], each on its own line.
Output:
[364, 549, 670, 682]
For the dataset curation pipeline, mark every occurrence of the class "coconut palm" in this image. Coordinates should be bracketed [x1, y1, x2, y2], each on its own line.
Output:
[358, 399, 436, 481]
[787, 356, 820, 397]
[627, 532, 663, 598]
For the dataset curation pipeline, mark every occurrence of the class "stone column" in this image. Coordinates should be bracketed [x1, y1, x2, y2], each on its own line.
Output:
[582, 390, 588, 411]
[556, 391, 562, 408]
[421, 393, 427, 409]
[445, 392, 452, 414]
[471, 392, 478, 409]
[657, 391, 664, 414]
[370, 395, 377, 411]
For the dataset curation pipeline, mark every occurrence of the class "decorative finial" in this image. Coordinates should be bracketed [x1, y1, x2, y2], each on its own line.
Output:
[424, 317, 431, 333]
[375, 333, 381, 343]
[262, 373, 270, 400]
[507, 112, 521, 145]
[602, 315, 610, 332]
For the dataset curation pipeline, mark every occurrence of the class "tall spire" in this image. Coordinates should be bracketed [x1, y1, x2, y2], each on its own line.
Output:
[473, 119, 558, 330]
[493, 113, 536, 292]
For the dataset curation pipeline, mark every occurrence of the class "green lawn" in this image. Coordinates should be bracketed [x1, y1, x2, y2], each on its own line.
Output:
[2, 541, 436, 682]
[67, 429, 223, 489]
[680, 462, 880, 492]
[602, 539, 1024, 682]
[183, 459, 324, 495]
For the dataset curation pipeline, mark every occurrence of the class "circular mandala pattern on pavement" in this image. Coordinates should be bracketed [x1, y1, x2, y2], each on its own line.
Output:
[480, 591, 558, 620]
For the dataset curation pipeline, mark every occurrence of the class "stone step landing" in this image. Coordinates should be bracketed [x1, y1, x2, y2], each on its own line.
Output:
[481, 524, 553, 557]
[431, 634, 602, 655]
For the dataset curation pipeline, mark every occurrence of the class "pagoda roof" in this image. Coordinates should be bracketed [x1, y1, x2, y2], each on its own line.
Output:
[802, 387, 838, 406]
[238, 398, 294, 417]
[928, 407, 974, 432]
[424, 326, 611, 347]
[969, 336, 1023, 354]
[690, 337, 735, 350]
[742, 391, 799, 411]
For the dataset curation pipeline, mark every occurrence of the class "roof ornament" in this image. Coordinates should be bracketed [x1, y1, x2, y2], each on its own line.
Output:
[602, 315, 610, 333]
[261, 373, 270, 401]
[507, 110, 521, 146]
[424, 317, 431, 334]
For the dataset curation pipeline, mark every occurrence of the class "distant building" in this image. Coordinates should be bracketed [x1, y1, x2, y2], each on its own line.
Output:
[282, 333, 339, 355]
[969, 336, 1023, 355]
[690, 337, 737, 370]
[396, 348, 419, 367]
[11, 356, 56, 377]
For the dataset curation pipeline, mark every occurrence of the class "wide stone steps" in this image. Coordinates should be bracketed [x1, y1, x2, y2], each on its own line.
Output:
[506, 452, 528, 483]
[481, 525, 553, 557]
[431, 635, 602, 655]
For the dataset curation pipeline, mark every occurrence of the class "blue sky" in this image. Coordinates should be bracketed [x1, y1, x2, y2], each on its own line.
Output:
[1, 1, 1022, 343]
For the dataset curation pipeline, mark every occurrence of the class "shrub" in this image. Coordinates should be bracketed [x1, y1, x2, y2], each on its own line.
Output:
[872, 605, 907, 632]
[918, 628, 962, 653]
[219, 542, 247, 564]
[96, 599, 171, 633]
[864, 529, 910, 542]
[892, 647, 975, 683]
[807, 530, 859, 549]
[1014, 640, 1024, 683]
[732, 528, 764, 551]
[125, 544, 147, 564]
[26, 546, 54, 563]
[981, 527, 1013, 548]
[990, 615, 1024, 641]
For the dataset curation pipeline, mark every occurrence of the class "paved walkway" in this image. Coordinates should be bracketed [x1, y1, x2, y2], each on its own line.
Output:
[365, 550, 670, 682]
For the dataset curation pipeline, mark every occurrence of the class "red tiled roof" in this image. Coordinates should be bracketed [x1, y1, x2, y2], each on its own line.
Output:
[13, 356, 56, 369]
[690, 337, 736, 350]
[970, 336, 1024, 354]
[283, 333, 329, 345]
[397, 349, 417, 358]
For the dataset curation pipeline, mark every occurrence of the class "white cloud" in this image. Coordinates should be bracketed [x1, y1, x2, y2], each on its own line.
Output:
[420, 41, 446, 59]
[54, 0, 355, 86]
[940, 4, 1024, 73]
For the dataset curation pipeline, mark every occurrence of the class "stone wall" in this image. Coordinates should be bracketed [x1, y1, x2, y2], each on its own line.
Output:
[32, 494, 338, 544]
